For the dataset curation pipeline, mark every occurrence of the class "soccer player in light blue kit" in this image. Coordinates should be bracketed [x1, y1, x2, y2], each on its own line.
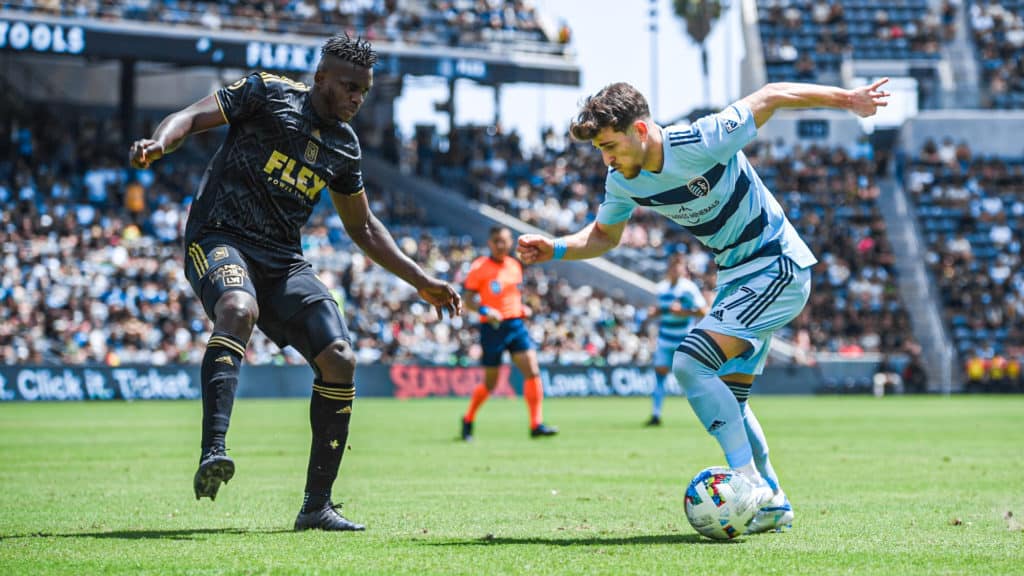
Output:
[647, 252, 708, 427]
[518, 78, 890, 533]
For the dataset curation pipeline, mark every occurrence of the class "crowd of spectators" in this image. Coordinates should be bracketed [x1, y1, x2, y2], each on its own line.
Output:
[407, 119, 916, 357]
[743, 139, 915, 357]
[906, 140, 1024, 365]
[758, 0, 955, 83]
[969, 0, 1024, 108]
[0, 104, 661, 367]
[9, 0, 569, 52]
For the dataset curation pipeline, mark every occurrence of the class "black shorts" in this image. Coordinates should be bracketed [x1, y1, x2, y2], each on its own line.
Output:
[183, 233, 350, 360]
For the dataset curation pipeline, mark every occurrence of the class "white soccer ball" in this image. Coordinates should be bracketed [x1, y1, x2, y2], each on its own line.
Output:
[684, 466, 759, 540]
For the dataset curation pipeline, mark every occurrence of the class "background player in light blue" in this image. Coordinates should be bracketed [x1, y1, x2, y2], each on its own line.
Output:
[518, 78, 890, 534]
[647, 252, 707, 427]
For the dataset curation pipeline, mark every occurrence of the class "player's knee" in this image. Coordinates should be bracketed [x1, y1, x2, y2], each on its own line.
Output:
[214, 292, 259, 337]
[673, 331, 727, 389]
[672, 350, 705, 391]
[318, 339, 357, 376]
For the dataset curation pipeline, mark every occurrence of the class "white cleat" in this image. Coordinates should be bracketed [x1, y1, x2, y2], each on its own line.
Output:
[746, 491, 794, 534]
[750, 480, 776, 508]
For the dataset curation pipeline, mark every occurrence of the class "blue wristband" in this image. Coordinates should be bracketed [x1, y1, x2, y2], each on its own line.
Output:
[478, 306, 490, 316]
[552, 239, 568, 260]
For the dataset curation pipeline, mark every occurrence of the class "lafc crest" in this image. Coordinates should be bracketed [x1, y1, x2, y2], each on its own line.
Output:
[304, 140, 319, 164]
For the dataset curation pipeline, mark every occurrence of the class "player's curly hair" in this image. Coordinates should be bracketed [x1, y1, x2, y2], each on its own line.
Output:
[569, 82, 650, 141]
[321, 32, 377, 69]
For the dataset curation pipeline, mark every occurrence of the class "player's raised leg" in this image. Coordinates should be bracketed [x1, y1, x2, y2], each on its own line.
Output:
[511, 348, 557, 437]
[286, 300, 365, 532]
[461, 366, 500, 441]
[186, 243, 259, 501]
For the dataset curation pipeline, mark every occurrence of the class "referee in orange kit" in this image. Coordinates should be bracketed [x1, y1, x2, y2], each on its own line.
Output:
[461, 227, 558, 440]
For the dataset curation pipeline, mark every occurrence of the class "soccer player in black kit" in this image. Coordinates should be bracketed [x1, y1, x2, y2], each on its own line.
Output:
[128, 34, 462, 531]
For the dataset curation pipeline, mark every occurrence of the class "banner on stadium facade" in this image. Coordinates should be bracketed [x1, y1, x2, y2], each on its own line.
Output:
[0, 14, 580, 86]
[0, 364, 685, 402]
[0, 364, 835, 402]
[0, 366, 201, 402]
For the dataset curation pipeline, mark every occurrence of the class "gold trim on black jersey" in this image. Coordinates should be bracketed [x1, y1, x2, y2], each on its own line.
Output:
[214, 92, 230, 125]
[259, 72, 309, 91]
[188, 243, 209, 276]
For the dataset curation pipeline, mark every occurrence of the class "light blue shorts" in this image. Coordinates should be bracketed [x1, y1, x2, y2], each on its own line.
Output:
[653, 343, 678, 369]
[695, 257, 811, 376]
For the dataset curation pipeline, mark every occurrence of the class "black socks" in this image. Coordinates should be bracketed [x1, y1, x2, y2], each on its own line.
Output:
[301, 380, 355, 513]
[200, 332, 246, 453]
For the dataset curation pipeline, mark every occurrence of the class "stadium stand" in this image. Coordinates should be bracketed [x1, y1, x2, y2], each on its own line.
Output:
[906, 140, 1024, 370]
[0, 104, 658, 367]
[968, 0, 1024, 108]
[4, 0, 569, 53]
[757, 0, 955, 83]
[404, 121, 916, 356]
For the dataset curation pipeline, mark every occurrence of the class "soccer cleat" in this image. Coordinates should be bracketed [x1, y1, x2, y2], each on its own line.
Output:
[461, 418, 474, 442]
[645, 415, 662, 427]
[530, 423, 558, 438]
[294, 501, 366, 532]
[746, 492, 794, 534]
[750, 480, 776, 509]
[193, 447, 235, 501]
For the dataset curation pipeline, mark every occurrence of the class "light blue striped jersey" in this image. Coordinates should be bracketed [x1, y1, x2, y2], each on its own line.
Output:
[596, 102, 817, 285]
[656, 277, 706, 349]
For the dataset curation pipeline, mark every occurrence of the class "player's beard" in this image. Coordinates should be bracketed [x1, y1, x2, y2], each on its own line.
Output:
[620, 165, 641, 179]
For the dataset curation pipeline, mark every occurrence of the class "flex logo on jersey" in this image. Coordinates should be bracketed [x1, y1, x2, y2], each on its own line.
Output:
[263, 150, 327, 201]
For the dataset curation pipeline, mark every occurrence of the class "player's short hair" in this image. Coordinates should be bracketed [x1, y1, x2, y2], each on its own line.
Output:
[320, 32, 377, 69]
[570, 82, 650, 141]
[489, 226, 510, 237]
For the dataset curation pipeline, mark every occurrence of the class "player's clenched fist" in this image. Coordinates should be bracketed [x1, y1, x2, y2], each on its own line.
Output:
[516, 234, 554, 264]
[129, 139, 166, 169]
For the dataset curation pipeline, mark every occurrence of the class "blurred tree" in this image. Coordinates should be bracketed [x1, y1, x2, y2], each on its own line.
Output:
[673, 0, 724, 106]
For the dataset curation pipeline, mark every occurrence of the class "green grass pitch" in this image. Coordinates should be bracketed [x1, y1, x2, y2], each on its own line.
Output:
[1, 396, 1022, 575]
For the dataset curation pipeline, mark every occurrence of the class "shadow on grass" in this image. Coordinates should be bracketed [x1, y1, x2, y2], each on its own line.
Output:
[2, 527, 293, 541]
[426, 533, 734, 546]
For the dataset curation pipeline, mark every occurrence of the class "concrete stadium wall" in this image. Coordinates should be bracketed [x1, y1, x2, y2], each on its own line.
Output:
[0, 362, 878, 402]
[754, 110, 868, 148]
[900, 111, 1024, 156]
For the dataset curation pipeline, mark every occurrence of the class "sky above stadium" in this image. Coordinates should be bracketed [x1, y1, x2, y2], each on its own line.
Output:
[394, 0, 744, 149]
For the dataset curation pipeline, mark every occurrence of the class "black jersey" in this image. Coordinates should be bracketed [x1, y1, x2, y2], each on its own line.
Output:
[184, 72, 364, 252]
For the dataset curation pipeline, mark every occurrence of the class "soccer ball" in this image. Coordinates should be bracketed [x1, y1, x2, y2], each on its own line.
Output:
[684, 466, 759, 540]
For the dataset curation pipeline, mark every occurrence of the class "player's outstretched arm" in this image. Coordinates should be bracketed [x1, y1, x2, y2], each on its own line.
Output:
[331, 189, 461, 319]
[739, 78, 891, 128]
[517, 220, 625, 265]
[128, 94, 227, 169]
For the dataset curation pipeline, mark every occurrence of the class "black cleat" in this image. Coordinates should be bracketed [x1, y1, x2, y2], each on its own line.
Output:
[461, 418, 474, 442]
[193, 447, 235, 501]
[294, 501, 366, 532]
[530, 423, 559, 438]
[645, 415, 662, 427]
